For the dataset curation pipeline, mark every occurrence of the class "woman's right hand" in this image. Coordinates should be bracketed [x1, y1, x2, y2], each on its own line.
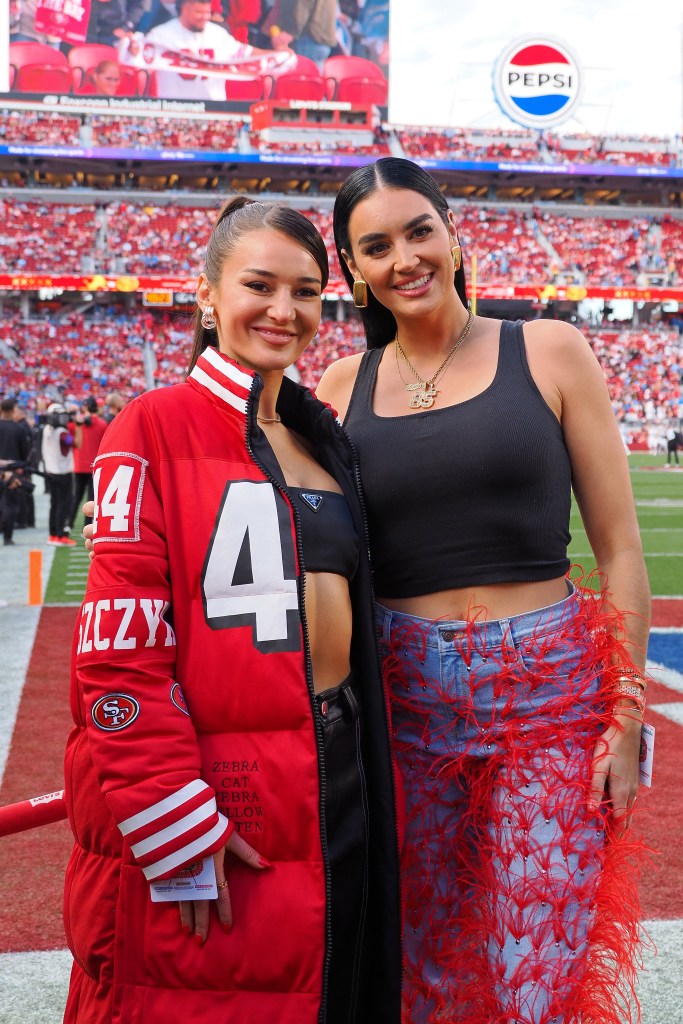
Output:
[179, 831, 271, 944]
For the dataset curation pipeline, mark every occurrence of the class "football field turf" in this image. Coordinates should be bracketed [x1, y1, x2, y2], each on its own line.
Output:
[569, 457, 683, 597]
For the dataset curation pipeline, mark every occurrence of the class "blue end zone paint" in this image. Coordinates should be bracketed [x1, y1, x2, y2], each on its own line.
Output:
[648, 632, 683, 674]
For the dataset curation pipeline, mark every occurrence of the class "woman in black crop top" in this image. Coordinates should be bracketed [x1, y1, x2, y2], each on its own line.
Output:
[318, 159, 650, 1024]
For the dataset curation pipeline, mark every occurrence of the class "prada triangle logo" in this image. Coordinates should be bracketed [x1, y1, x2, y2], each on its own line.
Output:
[301, 492, 324, 512]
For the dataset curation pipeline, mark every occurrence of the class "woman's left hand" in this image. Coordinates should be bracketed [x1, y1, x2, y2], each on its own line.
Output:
[178, 832, 271, 945]
[589, 708, 642, 837]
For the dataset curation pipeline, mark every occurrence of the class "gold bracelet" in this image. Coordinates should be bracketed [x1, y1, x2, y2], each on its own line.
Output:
[613, 684, 646, 714]
[617, 668, 647, 691]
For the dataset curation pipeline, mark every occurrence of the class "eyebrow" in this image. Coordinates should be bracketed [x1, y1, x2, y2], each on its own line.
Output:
[243, 268, 321, 284]
[357, 213, 434, 247]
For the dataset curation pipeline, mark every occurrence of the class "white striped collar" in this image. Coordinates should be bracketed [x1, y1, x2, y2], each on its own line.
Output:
[188, 347, 256, 416]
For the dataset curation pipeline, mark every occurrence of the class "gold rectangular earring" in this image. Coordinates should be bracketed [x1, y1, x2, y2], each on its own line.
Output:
[451, 245, 462, 272]
[353, 279, 368, 308]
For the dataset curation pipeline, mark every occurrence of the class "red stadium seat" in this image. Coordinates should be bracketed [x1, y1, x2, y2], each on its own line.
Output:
[225, 76, 267, 101]
[9, 42, 72, 94]
[270, 72, 326, 102]
[335, 77, 388, 106]
[323, 55, 387, 102]
[9, 41, 68, 67]
[13, 65, 73, 93]
[68, 44, 143, 97]
[68, 43, 119, 73]
[268, 55, 325, 101]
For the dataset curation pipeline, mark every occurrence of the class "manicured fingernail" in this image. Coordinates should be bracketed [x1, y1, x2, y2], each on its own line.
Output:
[194, 933, 204, 946]
[220, 921, 232, 934]
[258, 856, 272, 868]
[182, 924, 192, 937]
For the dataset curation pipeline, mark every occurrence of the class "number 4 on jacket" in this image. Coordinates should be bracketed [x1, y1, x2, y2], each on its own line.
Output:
[202, 480, 302, 654]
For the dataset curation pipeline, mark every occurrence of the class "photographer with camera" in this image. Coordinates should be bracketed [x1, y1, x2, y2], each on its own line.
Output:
[0, 397, 30, 547]
[69, 397, 109, 531]
[41, 402, 80, 547]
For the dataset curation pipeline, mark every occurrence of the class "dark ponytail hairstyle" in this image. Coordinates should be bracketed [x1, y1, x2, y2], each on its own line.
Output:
[333, 157, 469, 349]
[188, 195, 329, 372]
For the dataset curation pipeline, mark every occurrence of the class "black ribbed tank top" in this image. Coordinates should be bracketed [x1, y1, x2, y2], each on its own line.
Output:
[343, 320, 572, 598]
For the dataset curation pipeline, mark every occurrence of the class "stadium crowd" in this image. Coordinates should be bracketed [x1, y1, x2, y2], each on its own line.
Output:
[3, 197, 682, 289]
[2, 110, 681, 169]
[0, 311, 679, 433]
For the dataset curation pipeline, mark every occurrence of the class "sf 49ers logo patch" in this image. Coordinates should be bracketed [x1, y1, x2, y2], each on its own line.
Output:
[91, 693, 140, 731]
[170, 682, 190, 716]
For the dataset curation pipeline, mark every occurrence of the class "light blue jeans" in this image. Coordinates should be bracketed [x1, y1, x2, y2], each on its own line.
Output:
[377, 583, 607, 1024]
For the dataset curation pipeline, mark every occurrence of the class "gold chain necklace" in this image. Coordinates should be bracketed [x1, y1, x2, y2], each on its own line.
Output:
[394, 311, 474, 409]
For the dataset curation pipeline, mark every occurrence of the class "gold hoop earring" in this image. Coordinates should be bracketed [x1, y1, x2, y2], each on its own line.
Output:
[353, 279, 368, 309]
[451, 245, 462, 273]
[201, 305, 217, 330]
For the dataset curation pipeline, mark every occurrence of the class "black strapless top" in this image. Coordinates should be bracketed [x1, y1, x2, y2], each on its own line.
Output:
[289, 487, 360, 580]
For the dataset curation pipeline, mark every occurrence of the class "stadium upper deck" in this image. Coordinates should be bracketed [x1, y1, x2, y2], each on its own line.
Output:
[1, 105, 682, 206]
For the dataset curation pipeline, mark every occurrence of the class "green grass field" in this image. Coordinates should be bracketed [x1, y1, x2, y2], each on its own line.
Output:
[569, 455, 683, 595]
[42, 457, 682, 605]
[44, 513, 90, 606]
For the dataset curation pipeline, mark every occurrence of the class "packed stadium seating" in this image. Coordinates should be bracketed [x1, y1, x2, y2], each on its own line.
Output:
[0, 108, 681, 437]
[2, 109, 681, 172]
[0, 110, 82, 146]
[0, 196, 675, 289]
[588, 327, 681, 423]
[0, 200, 98, 274]
[1, 308, 679, 431]
[249, 135, 391, 157]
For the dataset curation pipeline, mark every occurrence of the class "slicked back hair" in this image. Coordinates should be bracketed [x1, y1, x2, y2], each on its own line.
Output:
[188, 196, 329, 372]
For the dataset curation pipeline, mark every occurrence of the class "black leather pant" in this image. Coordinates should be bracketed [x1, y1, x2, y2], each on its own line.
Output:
[315, 677, 369, 1024]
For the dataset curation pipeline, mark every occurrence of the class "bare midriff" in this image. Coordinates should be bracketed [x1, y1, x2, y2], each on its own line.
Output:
[377, 576, 569, 623]
[305, 571, 353, 693]
[258, 424, 354, 692]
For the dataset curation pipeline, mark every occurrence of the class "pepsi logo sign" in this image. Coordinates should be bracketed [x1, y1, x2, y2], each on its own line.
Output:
[91, 693, 140, 732]
[493, 38, 581, 128]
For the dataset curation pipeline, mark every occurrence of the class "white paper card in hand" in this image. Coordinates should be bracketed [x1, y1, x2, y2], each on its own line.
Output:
[639, 722, 655, 788]
[150, 857, 218, 902]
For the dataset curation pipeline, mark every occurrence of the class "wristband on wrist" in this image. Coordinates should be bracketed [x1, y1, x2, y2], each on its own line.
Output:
[613, 683, 646, 714]
[618, 667, 647, 690]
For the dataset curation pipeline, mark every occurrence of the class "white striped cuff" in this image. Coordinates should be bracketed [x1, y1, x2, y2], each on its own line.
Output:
[141, 814, 230, 881]
[129, 800, 216, 860]
[119, 779, 207, 837]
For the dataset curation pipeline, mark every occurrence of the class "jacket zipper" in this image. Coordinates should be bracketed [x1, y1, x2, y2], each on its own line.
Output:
[243, 387, 333, 1024]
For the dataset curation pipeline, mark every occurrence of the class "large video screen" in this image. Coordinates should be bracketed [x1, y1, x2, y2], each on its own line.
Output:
[389, 0, 681, 137]
[5, 0, 389, 110]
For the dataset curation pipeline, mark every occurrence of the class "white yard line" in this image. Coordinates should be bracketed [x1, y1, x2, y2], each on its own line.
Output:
[649, 703, 683, 726]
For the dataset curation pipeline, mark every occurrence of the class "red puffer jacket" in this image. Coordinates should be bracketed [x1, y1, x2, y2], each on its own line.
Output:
[63, 348, 402, 1023]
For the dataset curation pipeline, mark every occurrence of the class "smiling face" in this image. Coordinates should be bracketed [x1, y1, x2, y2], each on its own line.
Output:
[92, 61, 121, 96]
[197, 228, 323, 376]
[343, 187, 458, 324]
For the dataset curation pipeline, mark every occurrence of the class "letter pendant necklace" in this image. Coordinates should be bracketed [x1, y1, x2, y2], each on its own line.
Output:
[394, 311, 474, 409]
